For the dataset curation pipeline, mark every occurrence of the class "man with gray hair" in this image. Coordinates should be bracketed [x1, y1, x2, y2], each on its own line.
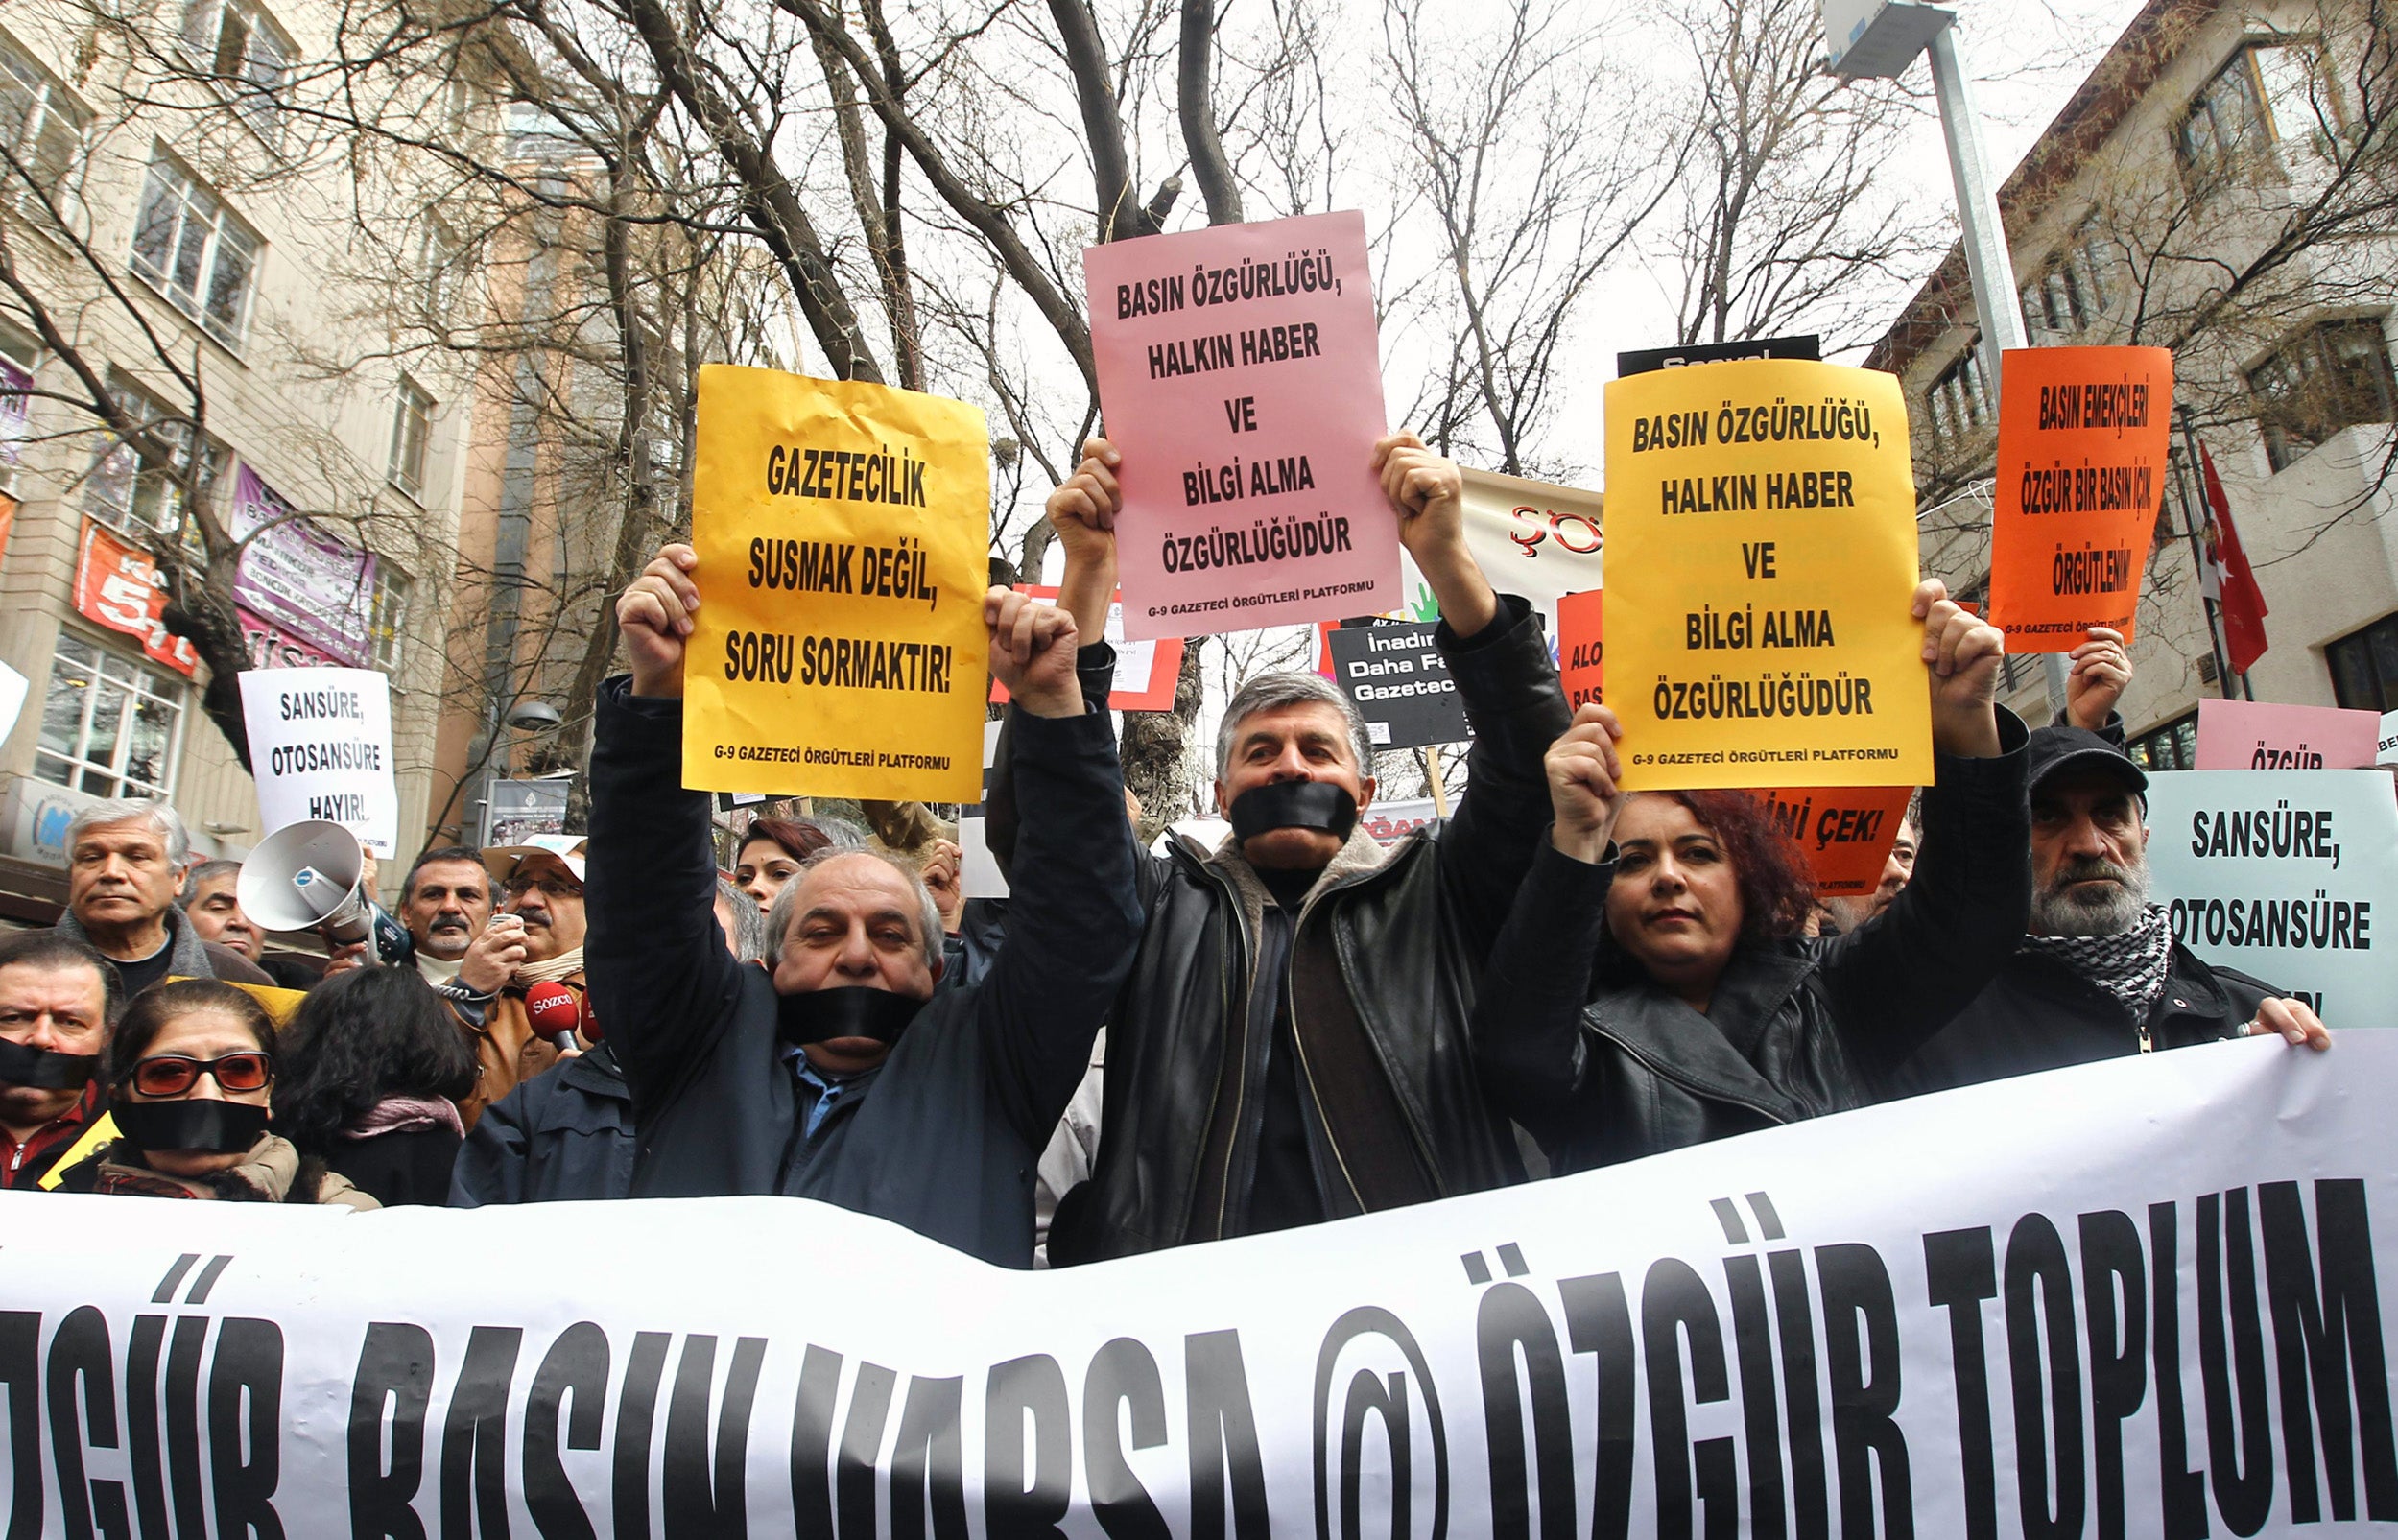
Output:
[1020, 431, 1571, 1262]
[585, 550, 1142, 1267]
[1890, 723, 2328, 1095]
[53, 799, 269, 996]
[178, 859, 262, 961]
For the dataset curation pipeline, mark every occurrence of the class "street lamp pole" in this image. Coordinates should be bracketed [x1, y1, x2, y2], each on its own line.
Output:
[1828, 1, 2072, 718]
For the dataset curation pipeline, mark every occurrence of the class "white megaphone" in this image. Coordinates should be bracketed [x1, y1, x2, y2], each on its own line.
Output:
[238, 819, 378, 944]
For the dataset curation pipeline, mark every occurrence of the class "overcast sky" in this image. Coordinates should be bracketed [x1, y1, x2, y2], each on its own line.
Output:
[1558, 0, 2154, 470]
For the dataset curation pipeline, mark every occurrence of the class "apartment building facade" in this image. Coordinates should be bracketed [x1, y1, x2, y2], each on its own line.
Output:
[0, 0, 469, 909]
[1870, 0, 2398, 767]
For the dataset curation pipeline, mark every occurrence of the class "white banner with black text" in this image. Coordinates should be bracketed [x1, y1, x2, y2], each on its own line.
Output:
[3, 1032, 2392, 1537]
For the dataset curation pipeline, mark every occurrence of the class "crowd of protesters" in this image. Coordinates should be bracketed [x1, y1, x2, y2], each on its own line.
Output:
[0, 434, 2332, 1261]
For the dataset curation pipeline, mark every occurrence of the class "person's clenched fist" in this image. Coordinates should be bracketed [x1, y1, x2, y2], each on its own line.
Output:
[985, 588, 1083, 719]
[1546, 703, 1626, 865]
[621, 544, 700, 698]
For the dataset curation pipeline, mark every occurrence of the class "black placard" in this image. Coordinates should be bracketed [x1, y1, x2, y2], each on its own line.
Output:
[1616, 334, 1820, 377]
[1327, 622, 1469, 750]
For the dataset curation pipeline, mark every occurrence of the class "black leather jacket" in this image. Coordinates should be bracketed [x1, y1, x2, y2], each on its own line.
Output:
[1046, 597, 1571, 1260]
[1473, 712, 2031, 1173]
[1886, 937, 2282, 1097]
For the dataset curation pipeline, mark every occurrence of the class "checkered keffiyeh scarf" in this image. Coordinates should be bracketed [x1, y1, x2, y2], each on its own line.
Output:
[2017, 903, 2174, 1021]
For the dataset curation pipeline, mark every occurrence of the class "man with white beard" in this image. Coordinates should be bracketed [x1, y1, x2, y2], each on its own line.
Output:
[1889, 724, 2329, 1096]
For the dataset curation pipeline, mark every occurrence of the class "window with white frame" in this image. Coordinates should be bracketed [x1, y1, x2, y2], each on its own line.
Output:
[178, 0, 293, 144]
[83, 385, 223, 539]
[1925, 342, 1993, 443]
[369, 562, 412, 670]
[0, 330, 32, 491]
[35, 632, 187, 799]
[2178, 41, 2338, 182]
[128, 154, 259, 348]
[2022, 221, 2116, 339]
[416, 216, 463, 318]
[388, 377, 433, 498]
[0, 33, 88, 223]
[2246, 316, 2397, 472]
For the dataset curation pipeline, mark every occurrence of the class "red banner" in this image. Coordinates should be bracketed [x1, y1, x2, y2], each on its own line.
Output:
[71, 520, 200, 675]
[1557, 588, 1603, 711]
[987, 586, 1185, 711]
[1754, 784, 1913, 898]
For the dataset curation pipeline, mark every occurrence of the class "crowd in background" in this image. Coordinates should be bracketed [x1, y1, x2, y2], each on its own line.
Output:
[0, 434, 2332, 1265]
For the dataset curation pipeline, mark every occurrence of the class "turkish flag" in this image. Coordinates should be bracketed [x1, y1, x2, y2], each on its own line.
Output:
[2196, 442, 2269, 675]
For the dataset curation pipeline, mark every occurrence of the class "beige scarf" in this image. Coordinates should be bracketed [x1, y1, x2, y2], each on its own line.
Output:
[514, 946, 586, 986]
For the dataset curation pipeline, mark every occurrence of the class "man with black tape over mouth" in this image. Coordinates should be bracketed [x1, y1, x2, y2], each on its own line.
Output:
[996, 431, 1572, 1263]
[0, 931, 119, 1190]
[585, 546, 1143, 1267]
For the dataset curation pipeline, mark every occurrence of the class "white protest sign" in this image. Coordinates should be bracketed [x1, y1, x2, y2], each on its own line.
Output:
[1455, 465, 1602, 631]
[2146, 768, 2398, 1024]
[1391, 469, 1601, 659]
[1360, 794, 1440, 843]
[4, 1036, 2393, 1537]
[960, 720, 1009, 898]
[2381, 709, 2398, 768]
[237, 667, 398, 855]
[0, 660, 27, 743]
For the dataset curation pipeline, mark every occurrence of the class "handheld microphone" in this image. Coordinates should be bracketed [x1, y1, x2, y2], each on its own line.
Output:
[523, 981, 586, 1047]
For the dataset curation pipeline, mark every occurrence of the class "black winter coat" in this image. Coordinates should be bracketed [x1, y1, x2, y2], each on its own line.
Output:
[1473, 714, 2031, 1173]
[323, 1126, 460, 1207]
[1045, 597, 1570, 1260]
[448, 1043, 635, 1205]
[1886, 938, 2283, 1097]
[583, 679, 1142, 1268]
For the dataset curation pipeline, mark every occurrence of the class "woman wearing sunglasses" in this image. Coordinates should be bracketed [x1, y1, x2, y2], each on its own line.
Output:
[53, 979, 378, 1207]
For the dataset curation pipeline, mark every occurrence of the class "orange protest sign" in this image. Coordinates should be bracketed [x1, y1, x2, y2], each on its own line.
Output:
[1558, 588, 1603, 710]
[1754, 785, 1913, 899]
[1989, 346, 2172, 652]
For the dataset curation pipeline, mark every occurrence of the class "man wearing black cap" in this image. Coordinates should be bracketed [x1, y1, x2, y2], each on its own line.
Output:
[1011, 433, 1570, 1262]
[1890, 723, 2328, 1095]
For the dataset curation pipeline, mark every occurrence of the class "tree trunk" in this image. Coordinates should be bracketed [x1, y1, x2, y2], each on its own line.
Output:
[1120, 636, 1207, 822]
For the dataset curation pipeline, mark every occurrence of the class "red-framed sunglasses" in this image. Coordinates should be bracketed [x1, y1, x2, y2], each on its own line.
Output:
[125, 1052, 273, 1098]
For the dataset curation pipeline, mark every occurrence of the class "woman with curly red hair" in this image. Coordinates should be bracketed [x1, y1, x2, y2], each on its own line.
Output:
[1471, 580, 2032, 1173]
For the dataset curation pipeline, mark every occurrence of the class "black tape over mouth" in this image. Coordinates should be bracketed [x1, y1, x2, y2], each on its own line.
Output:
[775, 986, 924, 1048]
[0, 1036, 99, 1089]
[109, 1100, 270, 1155]
[1227, 780, 1360, 843]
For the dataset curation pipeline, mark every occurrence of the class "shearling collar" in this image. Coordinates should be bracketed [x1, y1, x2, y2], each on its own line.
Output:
[1195, 820, 1394, 944]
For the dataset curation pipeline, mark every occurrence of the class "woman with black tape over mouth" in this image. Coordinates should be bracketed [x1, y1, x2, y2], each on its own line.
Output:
[52, 979, 377, 1207]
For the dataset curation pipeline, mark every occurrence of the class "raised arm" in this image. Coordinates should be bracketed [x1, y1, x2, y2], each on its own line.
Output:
[971, 590, 1146, 1149]
[1469, 704, 1624, 1144]
[1818, 582, 2030, 1079]
[1368, 434, 1573, 953]
[584, 545, 746, 1104]
[986, 438, 1171, 908]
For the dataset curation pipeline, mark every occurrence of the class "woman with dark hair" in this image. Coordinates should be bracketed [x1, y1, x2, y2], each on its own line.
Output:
[55, 979, 376, 1206]
[1471, 581, 2033, 1172]
[731, 817, 836, 913]
[273, 966, 480, 1205]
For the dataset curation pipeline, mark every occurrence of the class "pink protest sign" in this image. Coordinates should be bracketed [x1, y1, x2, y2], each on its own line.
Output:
[1085, 211, 1399, 638]
[2193, 697, 2383, 770]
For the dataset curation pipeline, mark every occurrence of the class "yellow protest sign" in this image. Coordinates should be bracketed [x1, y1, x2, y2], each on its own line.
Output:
[1603, 360, 1932, 790]
[684, 366, 989, 802]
